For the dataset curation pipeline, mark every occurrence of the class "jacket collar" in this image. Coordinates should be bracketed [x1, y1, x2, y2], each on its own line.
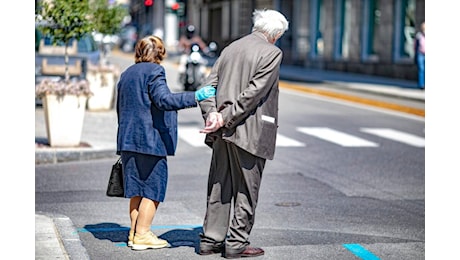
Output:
[252, 31, 269, 43]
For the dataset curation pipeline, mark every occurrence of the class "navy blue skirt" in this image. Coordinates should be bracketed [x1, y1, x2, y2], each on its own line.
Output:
[120, 151, 168, 202]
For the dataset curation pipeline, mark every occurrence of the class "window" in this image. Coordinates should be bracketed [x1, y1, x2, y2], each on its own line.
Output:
[316, 0, 326, 56]
[309, 0, 326, 59]
[361, 0, 380, 61]
[334, 0, 352, 60]
[393, 0, 416, 62]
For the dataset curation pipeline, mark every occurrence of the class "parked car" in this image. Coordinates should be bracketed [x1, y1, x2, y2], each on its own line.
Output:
[118, 25, 138, 52]
[75, 34, 102, 66]
[36, 30, 101, 65]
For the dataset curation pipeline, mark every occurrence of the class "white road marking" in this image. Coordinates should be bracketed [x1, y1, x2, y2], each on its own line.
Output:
[178, 127, 207, 147]
[179, 126, 423, 148]
[360, 128, 425, 147]
[276, 134, 306, 147]
[296, 127, 379, 147]
[178, 127, 305, 147]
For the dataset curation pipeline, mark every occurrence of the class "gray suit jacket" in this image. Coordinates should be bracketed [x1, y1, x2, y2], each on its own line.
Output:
[199, 31, 282, 160]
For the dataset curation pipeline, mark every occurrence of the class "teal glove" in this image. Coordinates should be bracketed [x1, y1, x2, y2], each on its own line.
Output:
[195, 85, 216, 101]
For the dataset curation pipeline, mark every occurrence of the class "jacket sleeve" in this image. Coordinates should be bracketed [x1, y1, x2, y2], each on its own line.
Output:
[148, 66, 197, 110]
[199, 58, 220, 121]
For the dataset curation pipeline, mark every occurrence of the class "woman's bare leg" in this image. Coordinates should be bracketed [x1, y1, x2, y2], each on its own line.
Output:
[135, 197, 159, 235]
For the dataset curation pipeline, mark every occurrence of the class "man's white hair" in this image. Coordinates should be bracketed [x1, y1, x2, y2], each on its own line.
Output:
[252, 9, 289, 40]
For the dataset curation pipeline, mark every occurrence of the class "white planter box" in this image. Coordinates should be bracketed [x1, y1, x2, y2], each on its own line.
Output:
[43, 94, 87, 147]
[87, 70, 117, 111]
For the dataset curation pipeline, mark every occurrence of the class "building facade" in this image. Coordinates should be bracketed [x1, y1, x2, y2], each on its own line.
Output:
[183, 0, 425, 82]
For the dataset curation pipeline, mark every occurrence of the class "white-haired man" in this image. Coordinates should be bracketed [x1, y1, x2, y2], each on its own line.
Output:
[197, 9, 289, 258]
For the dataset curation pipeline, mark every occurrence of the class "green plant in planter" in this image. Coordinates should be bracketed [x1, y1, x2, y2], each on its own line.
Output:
[35, 0, 94, 94]
[84, 0, 126, 111]
[36, 0, 96, 147]
[91, 0, 127, 66]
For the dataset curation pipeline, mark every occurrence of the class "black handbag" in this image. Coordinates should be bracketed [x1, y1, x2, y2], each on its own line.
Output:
[106, 157, 124, 197]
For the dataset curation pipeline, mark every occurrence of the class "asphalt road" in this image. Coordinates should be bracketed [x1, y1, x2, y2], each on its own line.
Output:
[35, 49, 425, 260]
[36, 77, 424, 260]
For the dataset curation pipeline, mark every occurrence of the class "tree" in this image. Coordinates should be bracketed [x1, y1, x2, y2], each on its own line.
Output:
[35, 0, 95, 148]
[35, 0, 94, 84]
[90, 0, 128, 65]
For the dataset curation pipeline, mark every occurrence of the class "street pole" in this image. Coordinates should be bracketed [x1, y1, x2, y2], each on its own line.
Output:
[164, 0, 179, 50]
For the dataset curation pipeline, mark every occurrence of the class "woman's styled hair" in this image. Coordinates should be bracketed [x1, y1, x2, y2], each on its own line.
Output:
[134, 35, 166, 64]
[252, 9, 289, 42]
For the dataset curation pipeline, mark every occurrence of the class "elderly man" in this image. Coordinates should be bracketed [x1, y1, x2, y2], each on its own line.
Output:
[197, 9, 289, 259]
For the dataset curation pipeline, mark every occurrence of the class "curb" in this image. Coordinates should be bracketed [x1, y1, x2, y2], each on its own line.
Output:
[324, 81, 425, 102]
[53, 214, 91, 260]
[35, 148, 116, 165]
[36, 212, 91, 260]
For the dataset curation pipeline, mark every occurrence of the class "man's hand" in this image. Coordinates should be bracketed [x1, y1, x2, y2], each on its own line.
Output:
[200, 112, 224, 133]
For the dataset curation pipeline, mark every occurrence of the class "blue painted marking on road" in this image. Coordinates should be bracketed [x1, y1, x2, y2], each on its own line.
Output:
[343, 244, 380, 260]
[151, 224, 202, 230]
[77, 224, 202, 233]
[77, 227, 129, 233]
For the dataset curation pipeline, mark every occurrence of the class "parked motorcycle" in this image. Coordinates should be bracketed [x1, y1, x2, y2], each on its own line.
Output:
[180, 42, 217, 91]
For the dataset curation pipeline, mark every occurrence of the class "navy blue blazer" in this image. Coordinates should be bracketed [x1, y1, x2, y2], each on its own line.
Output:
[116, 62, 197, 156]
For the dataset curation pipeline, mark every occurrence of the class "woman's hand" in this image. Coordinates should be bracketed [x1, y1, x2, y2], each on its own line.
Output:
[195, 85, 216, 101]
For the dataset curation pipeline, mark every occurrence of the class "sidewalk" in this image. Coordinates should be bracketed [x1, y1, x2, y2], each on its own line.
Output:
[35, 213, 90, 260]
[279, 65, 424, 102]
[35, 50, 425, 259]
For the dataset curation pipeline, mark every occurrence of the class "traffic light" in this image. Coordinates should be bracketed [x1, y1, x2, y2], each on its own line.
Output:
[171, 2, 185, 16]
[171, 2, 180, 11]
[144, 0, 154, 7]
[166, 1, 185, 16]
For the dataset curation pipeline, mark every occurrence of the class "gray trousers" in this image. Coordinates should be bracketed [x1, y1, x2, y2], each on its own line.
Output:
[200, 137, 266, 253]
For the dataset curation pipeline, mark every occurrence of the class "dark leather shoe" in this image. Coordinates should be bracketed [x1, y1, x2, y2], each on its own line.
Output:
[199, 245, 224, 255]
[224, 246, 264, 258]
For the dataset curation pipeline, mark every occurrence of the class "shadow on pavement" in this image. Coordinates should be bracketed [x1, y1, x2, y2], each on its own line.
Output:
[82, 223, 130, 244]
[159, 227, 203, 253]
[81, 223, 203, 253]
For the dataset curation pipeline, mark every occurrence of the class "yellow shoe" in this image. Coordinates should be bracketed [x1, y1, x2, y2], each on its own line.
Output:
[127, 230, 134, 247]
[131, 231, 169, 250]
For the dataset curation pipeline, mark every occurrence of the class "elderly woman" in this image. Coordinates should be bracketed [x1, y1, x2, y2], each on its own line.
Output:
[116, 35, 215, 250]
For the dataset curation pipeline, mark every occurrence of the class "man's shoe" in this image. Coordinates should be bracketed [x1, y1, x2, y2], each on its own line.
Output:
[199, 244, 224, 255]
[224, 247, 264, 259]
[198, 244, 225, 255]
[131, 231, 169, 250]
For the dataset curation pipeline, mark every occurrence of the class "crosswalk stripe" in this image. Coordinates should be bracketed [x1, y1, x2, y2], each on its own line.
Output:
[296, 127, 379, 147]
[178, 127, 207, 147]
[178, 127, 305, 147]
[179, 126, 423, 148]
[360, 128, 425, 147]
[276, 134, 306, 147]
